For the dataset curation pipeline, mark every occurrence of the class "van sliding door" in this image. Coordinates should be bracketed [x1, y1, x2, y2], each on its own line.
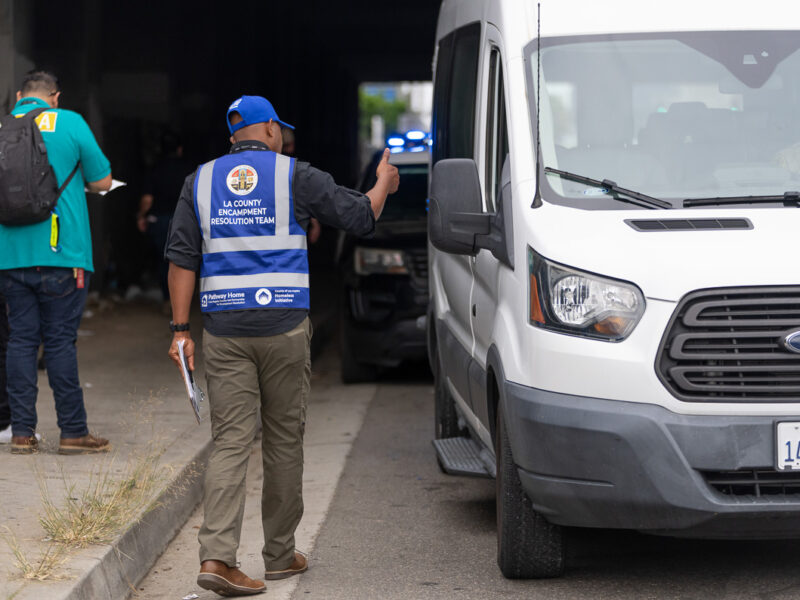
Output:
[430, 22, 481, 410]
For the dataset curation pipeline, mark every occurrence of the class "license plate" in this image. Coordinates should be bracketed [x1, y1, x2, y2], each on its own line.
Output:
[776, 422, 800, 470]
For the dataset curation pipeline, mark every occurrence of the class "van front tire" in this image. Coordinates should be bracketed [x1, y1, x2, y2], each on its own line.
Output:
[496, 401, 565, 579]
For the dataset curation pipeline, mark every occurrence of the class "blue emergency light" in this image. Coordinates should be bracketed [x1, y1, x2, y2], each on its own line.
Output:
[385, 130, 431, 152]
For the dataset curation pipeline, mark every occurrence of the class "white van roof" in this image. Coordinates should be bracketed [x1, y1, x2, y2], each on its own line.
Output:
[438, 0, 800, 46]
[540, 0, 800, 37]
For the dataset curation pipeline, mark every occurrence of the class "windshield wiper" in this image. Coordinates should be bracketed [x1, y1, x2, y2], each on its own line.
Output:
[544, 167, 672, 209]
[683, 192, 800, 208]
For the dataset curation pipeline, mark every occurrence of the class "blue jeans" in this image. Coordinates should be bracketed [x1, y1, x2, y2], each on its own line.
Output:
[0, 267, 90, 438]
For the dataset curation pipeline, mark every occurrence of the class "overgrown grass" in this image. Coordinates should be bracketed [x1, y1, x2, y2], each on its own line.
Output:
[37, 442, 168, 547]
[3, 389, 192, 583]
[2, 529, 68, 581]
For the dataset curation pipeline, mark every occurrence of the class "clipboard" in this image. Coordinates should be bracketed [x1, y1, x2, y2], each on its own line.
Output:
[178, 339, 204, 424]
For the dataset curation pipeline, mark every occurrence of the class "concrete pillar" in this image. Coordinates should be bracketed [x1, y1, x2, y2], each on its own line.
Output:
[0, 0, 34, 114]
[0, 1, 13, 113]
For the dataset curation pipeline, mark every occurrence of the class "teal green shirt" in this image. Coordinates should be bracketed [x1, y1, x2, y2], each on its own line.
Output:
[0, 97, 111, 272]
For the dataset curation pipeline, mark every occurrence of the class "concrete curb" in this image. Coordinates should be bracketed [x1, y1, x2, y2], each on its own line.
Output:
[54, 308, 333, 599]
[64, 440, 212, 600]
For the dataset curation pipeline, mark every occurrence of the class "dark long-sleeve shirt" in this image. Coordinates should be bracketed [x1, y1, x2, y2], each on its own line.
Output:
[165, 140, 375, 337]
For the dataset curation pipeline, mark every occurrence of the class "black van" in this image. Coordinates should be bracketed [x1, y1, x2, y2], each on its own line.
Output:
[336, 148, 430, 382]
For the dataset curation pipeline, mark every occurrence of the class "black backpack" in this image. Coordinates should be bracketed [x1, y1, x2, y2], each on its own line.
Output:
[0, 107, 79, 226]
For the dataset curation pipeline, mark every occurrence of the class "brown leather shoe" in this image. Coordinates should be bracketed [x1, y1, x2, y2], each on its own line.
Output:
[58, 433, 111, 455]
[264, 551, 308, 580]
[10, 435, 38, 455]
[197, 560, 266, 596]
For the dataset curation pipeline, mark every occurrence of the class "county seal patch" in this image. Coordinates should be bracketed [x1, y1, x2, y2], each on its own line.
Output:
[226, 165, 258, 195]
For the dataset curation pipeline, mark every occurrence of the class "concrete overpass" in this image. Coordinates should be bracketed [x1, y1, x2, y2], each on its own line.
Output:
[0, 0, 440, 288]
[1, 0, 439, 182]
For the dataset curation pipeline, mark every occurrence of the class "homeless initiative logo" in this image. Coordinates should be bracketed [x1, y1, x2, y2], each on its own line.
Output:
[255, 288, 273, 306]
[226, 165, 258, 195]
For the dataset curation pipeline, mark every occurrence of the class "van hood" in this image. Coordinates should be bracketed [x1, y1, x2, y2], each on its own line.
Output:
[530, 204, 800, 302]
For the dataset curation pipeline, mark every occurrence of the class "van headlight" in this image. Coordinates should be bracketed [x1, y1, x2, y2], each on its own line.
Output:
[528, 247, 644, 341]
[354, 247, 409, 275]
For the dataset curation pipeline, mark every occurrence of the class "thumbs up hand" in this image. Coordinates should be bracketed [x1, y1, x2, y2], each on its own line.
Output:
[375, 148, 400, 194]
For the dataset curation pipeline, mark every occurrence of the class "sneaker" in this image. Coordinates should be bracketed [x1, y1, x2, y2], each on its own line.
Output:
[264, 551, 308, 580]
[11, 435, 39, 454]
[0, 426, 41, 445]
[58, 433, 111, 455]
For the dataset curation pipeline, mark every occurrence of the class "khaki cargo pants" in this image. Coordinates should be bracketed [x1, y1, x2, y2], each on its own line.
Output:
[198, 317, 311, 571]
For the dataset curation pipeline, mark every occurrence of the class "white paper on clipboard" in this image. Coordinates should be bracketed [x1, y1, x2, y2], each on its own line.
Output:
[178, 339, 204, 424]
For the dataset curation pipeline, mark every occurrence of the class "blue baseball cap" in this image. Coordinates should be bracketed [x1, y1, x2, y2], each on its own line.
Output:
[226, 95, 294, 134]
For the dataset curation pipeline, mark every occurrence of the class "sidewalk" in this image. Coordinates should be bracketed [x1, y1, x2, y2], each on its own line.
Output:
[0, 300, 212, 600]
[136, 344, 376, 600]
[0, 268, 339, 600]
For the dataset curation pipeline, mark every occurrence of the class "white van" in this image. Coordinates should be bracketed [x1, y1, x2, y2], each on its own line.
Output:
[428, 0, 800, 579]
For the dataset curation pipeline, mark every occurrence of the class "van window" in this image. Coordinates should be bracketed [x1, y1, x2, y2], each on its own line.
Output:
[485, 47, 509, 213]
[433, 22, 481, 164]
[432, 34, 454, 164]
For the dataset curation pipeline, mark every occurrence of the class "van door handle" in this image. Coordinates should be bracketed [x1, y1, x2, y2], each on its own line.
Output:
[472, 304, 477, 317]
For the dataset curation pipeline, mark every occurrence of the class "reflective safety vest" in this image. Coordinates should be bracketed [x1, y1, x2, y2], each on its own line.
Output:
[193, 150, 309, 312]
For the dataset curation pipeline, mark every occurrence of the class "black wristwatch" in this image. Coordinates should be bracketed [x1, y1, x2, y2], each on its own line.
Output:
[169, 321, 190, 332]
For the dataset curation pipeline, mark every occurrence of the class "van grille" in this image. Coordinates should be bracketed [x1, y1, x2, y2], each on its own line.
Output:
[703, 469, 800, 497]
[656, 287, 800, 402]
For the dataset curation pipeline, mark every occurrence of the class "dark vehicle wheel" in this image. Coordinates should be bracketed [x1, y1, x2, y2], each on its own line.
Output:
[340, 320, 378, 384]
[434, 354, 463, 439]
[496, 401, 565, 579]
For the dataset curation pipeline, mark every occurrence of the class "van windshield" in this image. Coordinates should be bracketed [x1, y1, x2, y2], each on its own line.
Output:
[527, 31, 800, 209]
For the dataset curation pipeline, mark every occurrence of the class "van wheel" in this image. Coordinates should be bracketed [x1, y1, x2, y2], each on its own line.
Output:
[340, 321, 378, 384]
[434, 354, 463, 439]
[496, 401, 565, 579]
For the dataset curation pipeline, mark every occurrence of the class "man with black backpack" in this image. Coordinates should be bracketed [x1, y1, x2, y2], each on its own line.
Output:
[0, 70, 113, 454]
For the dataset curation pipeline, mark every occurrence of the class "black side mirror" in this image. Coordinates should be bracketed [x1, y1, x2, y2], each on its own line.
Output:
[483, 155, 514, 268]
[428, 159, 490, 255]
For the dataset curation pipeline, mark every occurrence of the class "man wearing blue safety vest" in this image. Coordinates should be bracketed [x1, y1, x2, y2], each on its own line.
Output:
[165, 95, 399, 596]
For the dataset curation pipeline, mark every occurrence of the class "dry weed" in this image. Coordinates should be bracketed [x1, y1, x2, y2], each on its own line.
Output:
[1, 529, 68, 581]
[37, 441, 168, 547]
[2, 387, 189, 585]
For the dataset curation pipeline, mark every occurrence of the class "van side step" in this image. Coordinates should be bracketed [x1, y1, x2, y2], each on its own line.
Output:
[433, 437, 496, 478]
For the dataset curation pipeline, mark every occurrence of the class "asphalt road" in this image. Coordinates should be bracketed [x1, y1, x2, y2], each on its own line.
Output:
[295, 362, 800, 600]
[142, 345, 800, 599]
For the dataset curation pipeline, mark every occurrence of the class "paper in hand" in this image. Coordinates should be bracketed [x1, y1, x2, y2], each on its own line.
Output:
[178, 339, 204, 424]
[86, 179, 126, 196]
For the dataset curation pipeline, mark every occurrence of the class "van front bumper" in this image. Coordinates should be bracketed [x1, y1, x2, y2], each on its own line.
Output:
[504, 382, 800, 538]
